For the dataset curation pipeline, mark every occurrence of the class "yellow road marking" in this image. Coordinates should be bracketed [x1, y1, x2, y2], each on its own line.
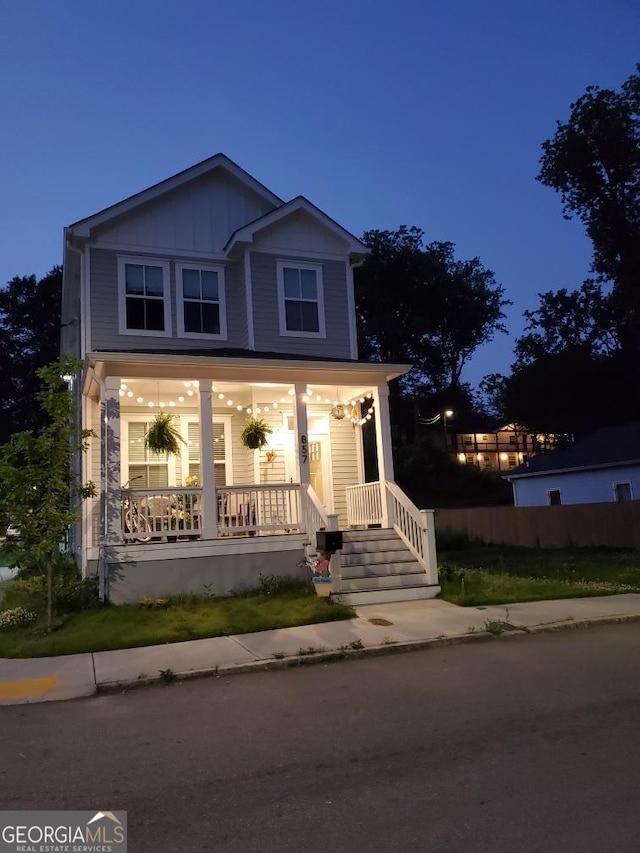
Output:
[0, 676, 59, 700]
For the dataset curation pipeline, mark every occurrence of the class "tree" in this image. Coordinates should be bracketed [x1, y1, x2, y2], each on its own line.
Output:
[538, 65, 640, 353]
[0, 356, 94, 631]
[0, 266, 62, 444]
[355, 227, 510, 394]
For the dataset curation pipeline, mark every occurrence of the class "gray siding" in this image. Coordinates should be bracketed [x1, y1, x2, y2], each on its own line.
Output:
[251, 252, 353, 359]
[89, 248, 248, 352]
[61, 250, 82, 357]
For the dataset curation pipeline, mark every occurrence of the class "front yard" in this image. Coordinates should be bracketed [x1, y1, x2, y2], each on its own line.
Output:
[0, 588, 355, 659]
[437, 543, 640, 606]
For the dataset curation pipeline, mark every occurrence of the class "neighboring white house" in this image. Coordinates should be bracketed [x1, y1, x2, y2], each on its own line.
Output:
[61, 153, 439, 604]
[504, 423, 640, 507]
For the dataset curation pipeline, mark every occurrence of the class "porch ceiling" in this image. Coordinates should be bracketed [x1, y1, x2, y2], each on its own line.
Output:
[86, 351, 411, 395]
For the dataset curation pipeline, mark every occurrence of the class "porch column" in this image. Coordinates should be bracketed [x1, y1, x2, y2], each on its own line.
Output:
[293, 381, 310, 489]
[104, 377, 122, 545]
[199, 380, 218, 539]
[375, 385, 394, 528]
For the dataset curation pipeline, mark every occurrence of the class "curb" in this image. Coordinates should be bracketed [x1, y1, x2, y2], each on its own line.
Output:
[8, 612, 640, 702]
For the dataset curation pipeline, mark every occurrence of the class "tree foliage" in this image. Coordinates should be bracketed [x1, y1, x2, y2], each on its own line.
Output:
[538, 64, 640, 353]
[355, 227, 510, 394]
[0, 267, 62, 443]
[0, 356, 95, 630]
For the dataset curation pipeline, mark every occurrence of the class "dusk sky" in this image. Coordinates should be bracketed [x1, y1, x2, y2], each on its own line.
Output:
[1, 0, 638, 387]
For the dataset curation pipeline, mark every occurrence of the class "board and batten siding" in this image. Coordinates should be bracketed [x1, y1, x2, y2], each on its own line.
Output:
[329, 416, 360, 526]
[250, 252, 353, 359]
[513, 465, 640, 507]
[91, 171, 276, 255]
[89, 248, 248, 352]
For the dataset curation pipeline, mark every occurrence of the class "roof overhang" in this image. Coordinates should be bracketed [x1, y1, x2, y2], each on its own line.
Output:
[83, 351, 410, 394]
[504, 459, 640, 481]
[224, 196, 369, 260]
[66, 154, 283, 239]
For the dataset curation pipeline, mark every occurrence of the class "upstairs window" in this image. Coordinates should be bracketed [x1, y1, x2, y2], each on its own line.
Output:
[177, 264, 227, 339]
[118, 258, 171, 336]
[277, 261, 325, 338]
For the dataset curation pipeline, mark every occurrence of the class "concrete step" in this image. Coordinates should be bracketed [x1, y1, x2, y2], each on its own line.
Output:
[341, 547, 414, 566]
[342, 528, 395, 542]
[341, 538, 408, 555]
[340, 560, 422, 579]
[336, 584, 441, 606]
[339, 572, 429, 592]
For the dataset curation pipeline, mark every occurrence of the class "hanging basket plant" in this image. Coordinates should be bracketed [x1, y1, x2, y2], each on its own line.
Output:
[145, 412, 186, 456]
[240, 416, 272, 451]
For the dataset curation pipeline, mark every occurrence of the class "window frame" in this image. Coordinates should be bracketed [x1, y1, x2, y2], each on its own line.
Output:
[121, 415, 178, 487]
[548, 488, 562, 506]
[181, 415, 233, 487]
[614, 481, 633, 503]
[176, 262, 228, 341]
[117, 256, 172, 338]
[276, 260, 326, 339]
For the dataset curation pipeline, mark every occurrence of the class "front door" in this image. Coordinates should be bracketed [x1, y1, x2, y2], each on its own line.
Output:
[309, 440, 324, 502]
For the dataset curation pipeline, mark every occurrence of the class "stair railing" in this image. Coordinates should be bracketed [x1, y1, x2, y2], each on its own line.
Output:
[384, 481, 438, 585]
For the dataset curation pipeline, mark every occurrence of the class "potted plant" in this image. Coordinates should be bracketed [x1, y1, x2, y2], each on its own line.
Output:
[145, 412, 186, 456]
[240, 416, 272, 451]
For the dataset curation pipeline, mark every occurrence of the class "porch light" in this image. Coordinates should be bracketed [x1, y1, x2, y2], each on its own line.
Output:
[237, 405, 242, 411]
[169, 401, 175, 407]
[246, 407, 252, 414]
[359, 397, 365, 403]
[316, 395, 322, 402]
[350, 400, 356, 407]
[280, 397, 287, 403]
[184, 382, 191, 387]
[227, 399, 233, 406]
[458, 453, 466, 462]
[121, 383, 127, 390]
[263, 406, 270, 412]
[288, 388, 295, 396]
[127, 391, 133, 397]
[137, 397, 143, 404]
[255, 407, 262, 413]
[272, 402, 278, 408]
[119, 390, 125, 397]
[218, 393, 224, 399]
[302, 395, 309, 403]
[187, 390, 194, 397]
[147, 402, 154, 408]
[159, 402, 165, 408]
[178, 396, 184, 403]
[325, 398, 331, 404]
[500, 453, 508, 460]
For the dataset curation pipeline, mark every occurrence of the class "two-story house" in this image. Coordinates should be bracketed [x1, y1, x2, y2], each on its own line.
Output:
[62, 154, 439, 604]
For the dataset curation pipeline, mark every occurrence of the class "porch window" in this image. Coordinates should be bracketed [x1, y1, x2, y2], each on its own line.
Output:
[276, 261, 325, 338]
[127, 421, 169, 488]
[118, 258, 171, 336]
[176, 263, 227, 339]
[186, 421, 228, 486]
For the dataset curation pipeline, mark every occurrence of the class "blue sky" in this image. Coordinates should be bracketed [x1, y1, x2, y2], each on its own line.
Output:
[1, 0, 638, 387]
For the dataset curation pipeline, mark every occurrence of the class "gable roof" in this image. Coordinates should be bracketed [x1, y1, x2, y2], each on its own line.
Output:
[224, 195, 369, 257]
[67, 153, 284, 237]
[505, 422, 640, 480]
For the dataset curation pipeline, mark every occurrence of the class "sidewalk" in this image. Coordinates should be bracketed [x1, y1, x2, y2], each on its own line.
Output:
[2, 593, 640, 706]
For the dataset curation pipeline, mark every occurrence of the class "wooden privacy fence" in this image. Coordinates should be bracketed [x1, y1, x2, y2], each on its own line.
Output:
[435, 502, 640, 550]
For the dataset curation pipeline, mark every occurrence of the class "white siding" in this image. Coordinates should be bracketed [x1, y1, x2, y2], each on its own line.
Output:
[252, 209, 348, 256]
[513, 464, 640, 507]
[329, 416, 360, 526]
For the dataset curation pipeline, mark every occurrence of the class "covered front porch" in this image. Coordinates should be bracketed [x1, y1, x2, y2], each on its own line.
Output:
[81, 352, 406, 572]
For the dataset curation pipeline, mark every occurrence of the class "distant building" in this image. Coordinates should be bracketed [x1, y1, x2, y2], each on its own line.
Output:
[504, 422, 640, 507]
[451, 423, 558, 472]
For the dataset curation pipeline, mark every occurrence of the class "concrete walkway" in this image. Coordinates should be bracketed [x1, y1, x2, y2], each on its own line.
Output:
[2, 593, 640, 705]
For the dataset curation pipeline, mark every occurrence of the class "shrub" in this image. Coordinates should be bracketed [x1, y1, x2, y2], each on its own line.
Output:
[139, 598, 170, 609]
[4, 569, 99, 615]
[0, 607, 37, 629]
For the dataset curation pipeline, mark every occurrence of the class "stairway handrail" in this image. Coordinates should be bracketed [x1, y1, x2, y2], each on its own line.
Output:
[385, 481, 438, 585]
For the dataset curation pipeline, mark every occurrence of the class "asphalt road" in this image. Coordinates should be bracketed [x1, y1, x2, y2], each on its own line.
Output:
[2, 624, 640, 853]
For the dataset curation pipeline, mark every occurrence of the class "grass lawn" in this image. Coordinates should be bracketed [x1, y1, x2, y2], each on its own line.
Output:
[438, 543, 640, 606]
[0, 591, 355, 659]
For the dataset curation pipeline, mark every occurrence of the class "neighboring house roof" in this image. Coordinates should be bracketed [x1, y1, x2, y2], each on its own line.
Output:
[504, 422, 640, 480]
[66, 153, 283, 236]
[224, 195, 369, 258]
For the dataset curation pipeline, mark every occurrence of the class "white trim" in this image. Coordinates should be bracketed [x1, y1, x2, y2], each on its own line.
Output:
[106, 533, 307, 563]
[69, 153, 283, 235]
[245, 246, 348, 261]
[175, 261, 227, 341]
[225, 196, 368, 256]
[82, 244, 91, 357]
[181, 414, 233, 486]
[276, 260, 326, 339]
[120, 413, 178, 486]
[345, 261, 358, 360]
[244, 250, 255, 349]
[90, 242, 228, 261]
[117, 256, 172, 338]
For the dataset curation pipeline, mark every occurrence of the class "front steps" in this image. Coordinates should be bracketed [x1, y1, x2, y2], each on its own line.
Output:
[332, 528, 440, 605]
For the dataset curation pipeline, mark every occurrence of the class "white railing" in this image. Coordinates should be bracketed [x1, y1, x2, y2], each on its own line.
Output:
[121, 483, 302, 541]
[345, 481, 384, 527]
[217, 484, 301, 536]
[302, 484, 340, 551]
[122, 488, 202, 541]
[385, 481, 438, 585]
[345, 480, 438, 585]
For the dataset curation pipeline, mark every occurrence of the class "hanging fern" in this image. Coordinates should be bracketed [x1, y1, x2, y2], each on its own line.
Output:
[145, 412, 186, 456]
[240, 416, 272, 451]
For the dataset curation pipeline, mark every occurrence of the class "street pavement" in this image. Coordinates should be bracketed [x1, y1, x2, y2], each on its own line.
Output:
[2, 593, 640, 704]
[2, 623, 640, 852]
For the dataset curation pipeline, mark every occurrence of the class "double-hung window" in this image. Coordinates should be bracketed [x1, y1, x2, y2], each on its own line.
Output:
[277, 261, 325, 338]
[183, 419, 231, 486]
[126, 421, 170, 488]
[118, 258, 171, 336]
[176, 263, 227, 339]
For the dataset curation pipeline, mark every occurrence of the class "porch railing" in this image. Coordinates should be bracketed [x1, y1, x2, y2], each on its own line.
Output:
[121, 484, 302, 541]
[345, 481, 383, 527]
[345, 481, 438, 585]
